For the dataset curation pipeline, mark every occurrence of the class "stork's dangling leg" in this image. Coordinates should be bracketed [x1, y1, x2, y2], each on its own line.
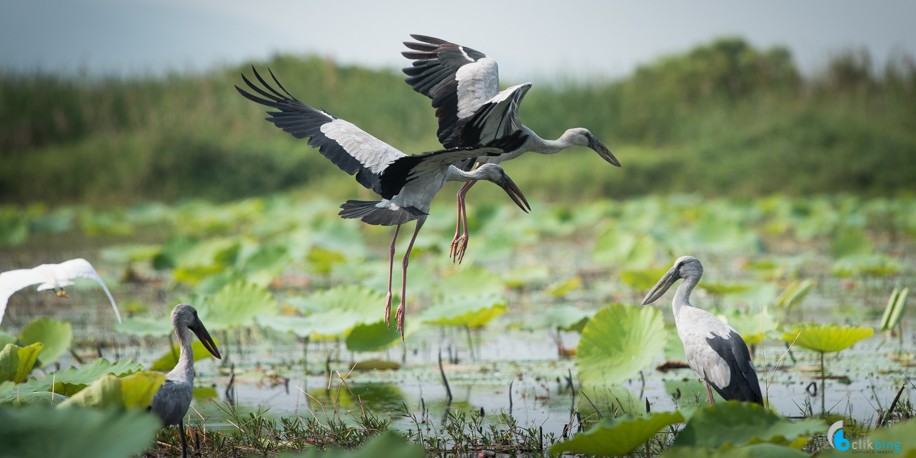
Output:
[705, 382, 716, 405]
[397, 217, 426, 336]
[450, 180, 478, 263]
[384, 224, 402, 328]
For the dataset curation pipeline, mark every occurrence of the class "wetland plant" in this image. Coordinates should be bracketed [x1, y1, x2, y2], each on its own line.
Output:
[781, 323, 874, 415]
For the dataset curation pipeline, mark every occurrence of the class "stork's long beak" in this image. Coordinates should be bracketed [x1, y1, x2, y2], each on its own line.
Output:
[190, 317, 221, 359]
[499, 174, 531, 213]
[641, 265, 680, 305]
[588, 136, 621, 168]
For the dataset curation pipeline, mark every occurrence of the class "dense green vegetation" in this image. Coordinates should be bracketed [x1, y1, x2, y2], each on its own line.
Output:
[2, 37, 914, 205]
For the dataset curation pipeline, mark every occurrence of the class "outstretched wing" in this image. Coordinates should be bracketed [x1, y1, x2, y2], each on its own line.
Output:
[402, 34, 500, 148]
[0, 267, 45, 325]
[58, 258, 122, 323]
[380, 131, 527, 194]
[459, 83, 531, 148]
[236, 67, 406, 194]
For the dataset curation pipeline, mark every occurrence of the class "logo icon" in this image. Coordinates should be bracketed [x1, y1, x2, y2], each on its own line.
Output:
[828, 420, 851, 451]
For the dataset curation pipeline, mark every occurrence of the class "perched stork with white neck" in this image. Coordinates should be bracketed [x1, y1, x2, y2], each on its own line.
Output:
[150, 304, 221, 458]
[402, 34, 621, 262]
[641, 256, 763, 405]
[236, 67, 530, 335]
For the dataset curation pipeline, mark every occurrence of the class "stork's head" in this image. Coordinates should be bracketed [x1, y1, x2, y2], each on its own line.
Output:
[171, 304, 221, 359]
[562, 128, 620, 167]
[472, 164, 531, 213]
[641, 256, 703, 305]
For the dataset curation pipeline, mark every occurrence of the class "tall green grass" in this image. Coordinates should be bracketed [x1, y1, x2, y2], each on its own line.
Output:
[1, 38, 914, 206]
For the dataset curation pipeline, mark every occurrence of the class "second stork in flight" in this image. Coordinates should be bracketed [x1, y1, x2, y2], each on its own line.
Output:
[236, 67, 530, 336]
[402, 34, 622, 262]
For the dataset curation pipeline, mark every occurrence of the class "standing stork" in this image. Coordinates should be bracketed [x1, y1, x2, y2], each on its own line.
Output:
[150, 304, 221, 458]
[402, 34, 622, 262]
[236, 67, 530, 335]
[641, 256, 763, 405]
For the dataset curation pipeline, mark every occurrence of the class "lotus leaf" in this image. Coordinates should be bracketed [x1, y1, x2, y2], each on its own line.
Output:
[345, 321, 401, 353]
[115, 315, 174, 337]
[673, 401, 824, 448]
[419, 294, 507, 328]
[19, 317, 72, 367]
[782, 324, 874, 353]
[21, 358, 142, 396]
[832, 254, 902, 278]
[0, 342, 42, 383]
[774, 279, 814, 310]
[58, 371, 165, 409]
[663, 443, 809, 458]
[546, 276, 582, 298]
[577, 304, 666, 386]
[550, 411, 685, 456]
[199, 280, 278, 330]
[0, 405, 160, 458]
[535, 304, 595, 332]
[432, 264, 504, 298]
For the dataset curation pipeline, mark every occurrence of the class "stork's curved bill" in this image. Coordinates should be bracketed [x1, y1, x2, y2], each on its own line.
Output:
[640, 263, 680, 305]
[0, 258, 122, 325]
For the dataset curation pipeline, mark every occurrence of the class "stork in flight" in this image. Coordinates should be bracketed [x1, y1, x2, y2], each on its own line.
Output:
[0, 258, 121, 325]
[641, 256, 763, 405]
[402, 34, 621, 262]
[236, 67, 530, 335]
[150, 304, 221, 458]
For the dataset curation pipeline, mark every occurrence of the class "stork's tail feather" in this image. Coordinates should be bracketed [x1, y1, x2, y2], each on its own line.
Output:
[339, 200, 425, 226]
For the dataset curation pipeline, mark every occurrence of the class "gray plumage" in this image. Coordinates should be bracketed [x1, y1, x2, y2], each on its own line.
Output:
[402, 34, 620, 262]
[642, 256, 763, 405]
[236, 67, 531, 335]
[150, 304, 221, 457]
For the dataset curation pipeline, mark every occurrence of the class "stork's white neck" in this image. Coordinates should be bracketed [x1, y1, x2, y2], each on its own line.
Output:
[672, 274, 699, 323]
[170, 325, 195, 384]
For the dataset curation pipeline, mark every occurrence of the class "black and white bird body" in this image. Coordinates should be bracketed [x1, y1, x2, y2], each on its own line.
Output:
[236, 67, 530, 335]
[641, 256, 763, 405]
[402, 34, 621, 261]
[150, 304, 221, 458]
[0, 258, 121, 325]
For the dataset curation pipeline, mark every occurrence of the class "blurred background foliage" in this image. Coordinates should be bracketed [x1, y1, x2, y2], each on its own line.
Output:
[1, 37, 914, 206]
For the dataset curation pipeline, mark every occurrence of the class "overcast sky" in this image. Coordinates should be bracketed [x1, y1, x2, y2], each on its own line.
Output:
[3, 0, 915, 82]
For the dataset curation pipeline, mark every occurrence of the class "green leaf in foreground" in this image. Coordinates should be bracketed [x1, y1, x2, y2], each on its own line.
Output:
[19, 317, 72, 366]
[57, 371, 166, 409]
[663, 443, 809, 458]
[577, 304, 667, 386]
[0, 405, 160, 458]
[673, 401, 824, 449]
[550, 411, 685, 456]
[20, 358, 143, 396]
[0, 342, 43, 383]
[781, 323, 874, 353]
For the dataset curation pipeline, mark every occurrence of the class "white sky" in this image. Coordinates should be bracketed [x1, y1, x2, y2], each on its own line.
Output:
[2, 0, 915, 82]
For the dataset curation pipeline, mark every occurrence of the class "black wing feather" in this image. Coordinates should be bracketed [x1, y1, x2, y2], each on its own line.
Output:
[705, 331, 764, 404]
[236, 66, 388, 193]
